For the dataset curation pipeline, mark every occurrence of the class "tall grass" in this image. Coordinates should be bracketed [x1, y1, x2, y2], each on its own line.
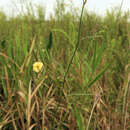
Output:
[0, 0, 130, 129]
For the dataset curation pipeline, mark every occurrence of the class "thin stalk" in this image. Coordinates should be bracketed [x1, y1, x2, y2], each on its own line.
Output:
[63, 1, 87, 87]
[57, 1, 87, 128]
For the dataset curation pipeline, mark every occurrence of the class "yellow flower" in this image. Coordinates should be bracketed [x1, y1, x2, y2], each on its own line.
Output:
[33, 61, 43, 73]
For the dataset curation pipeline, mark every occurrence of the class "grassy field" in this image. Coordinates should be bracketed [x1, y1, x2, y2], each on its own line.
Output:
[0, 0, 130, 129]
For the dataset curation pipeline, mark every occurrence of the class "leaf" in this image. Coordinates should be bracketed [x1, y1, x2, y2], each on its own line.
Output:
[87, 63, 111, 88]
[46, 31, 53, 51]
[0, 40, 6, 49]
[52, 29, 71, 44]
[73, 104, 84, 130]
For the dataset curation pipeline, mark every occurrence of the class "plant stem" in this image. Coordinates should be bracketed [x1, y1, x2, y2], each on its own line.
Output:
[63, 1, 87, 87]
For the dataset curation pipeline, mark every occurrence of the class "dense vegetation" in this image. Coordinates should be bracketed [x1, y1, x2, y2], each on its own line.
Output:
[0, 0, 130, 129]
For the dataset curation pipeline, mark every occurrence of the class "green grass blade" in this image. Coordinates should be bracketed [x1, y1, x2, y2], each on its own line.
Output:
[87, 63, 111, 88]
[46, 31, 53, 51]
[73, 104, 84, 130]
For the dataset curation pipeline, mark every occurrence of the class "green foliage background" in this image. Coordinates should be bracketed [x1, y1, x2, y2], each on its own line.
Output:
[0, 1, 130, 129]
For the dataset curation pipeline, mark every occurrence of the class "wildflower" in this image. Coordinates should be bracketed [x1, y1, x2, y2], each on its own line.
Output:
[33, 61, 43, 73]
[42, 49, 45, 53]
